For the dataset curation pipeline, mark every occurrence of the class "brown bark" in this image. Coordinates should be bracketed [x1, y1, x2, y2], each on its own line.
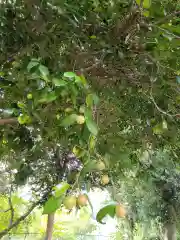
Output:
[0, 118, 17, 125]
[164, 223, 176, 240]
[45, 213, 55, 240]
[163, 205, 177, 240]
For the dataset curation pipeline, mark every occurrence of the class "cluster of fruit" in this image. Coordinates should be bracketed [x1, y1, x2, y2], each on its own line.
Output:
[63, 194, 88, 210]
[63, 193, 126, 219]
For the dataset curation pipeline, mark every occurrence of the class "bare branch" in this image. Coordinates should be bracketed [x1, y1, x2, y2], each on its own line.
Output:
[0, 118, 17, 125]
[150, 91, 180, 118]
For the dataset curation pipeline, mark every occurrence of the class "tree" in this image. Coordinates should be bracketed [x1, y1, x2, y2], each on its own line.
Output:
[0, 0, 180, 239]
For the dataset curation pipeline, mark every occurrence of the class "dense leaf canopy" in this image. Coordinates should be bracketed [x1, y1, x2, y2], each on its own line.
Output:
[0, 0, 180, 238]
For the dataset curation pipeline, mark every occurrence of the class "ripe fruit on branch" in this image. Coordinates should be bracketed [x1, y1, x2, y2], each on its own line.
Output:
[77, 194, 88, 207]
[76, 115, 85, 124]
[115, 204, 126, 218]
[101, 174, 109, 185]
[63, 196, 77, 210]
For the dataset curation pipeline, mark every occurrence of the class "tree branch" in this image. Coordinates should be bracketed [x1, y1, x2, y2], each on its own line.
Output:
[45, 213, 55, 240]
[155, 11, 180, 25]
[0, 208, 11, 213]
[150, 92, 180, 118]
[0, 197, 43, 239]
[0, 118, 17, 125]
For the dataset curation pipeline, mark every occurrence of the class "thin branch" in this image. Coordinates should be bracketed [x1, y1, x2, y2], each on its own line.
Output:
[155, 25, 180, 39]
[0, 208, 11, 213]
[0, 196, 44, 239]
[150, 91, 180, 118]
[0, 118, 17, 125]
[155, 11, 180, 25]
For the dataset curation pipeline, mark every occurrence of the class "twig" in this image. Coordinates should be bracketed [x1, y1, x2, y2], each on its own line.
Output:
[155, 11, 180, 25]
[0, 118, 17, 125]
[81, 52, 107, 73]
[155, 25, 180, 39]
[0, 208, 11, 213]
[150, 91, 180, 118]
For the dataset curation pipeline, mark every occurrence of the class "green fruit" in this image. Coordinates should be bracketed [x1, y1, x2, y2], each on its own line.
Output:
[63, 196, 77, 210]
[95, 161, 106, 171]
[27, 93, 33, 99]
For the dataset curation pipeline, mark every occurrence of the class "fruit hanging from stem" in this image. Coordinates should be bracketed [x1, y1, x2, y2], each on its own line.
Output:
[115, 204, 126, 218]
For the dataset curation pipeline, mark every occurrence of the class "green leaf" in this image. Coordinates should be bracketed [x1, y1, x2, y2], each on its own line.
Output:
[86, 94, 94, 108]
[18, 114, 31, 125]
[81, 160, 98, 177]
[27, 59, 39, 72]
[53, 182, 70, 198]
[136, 0, 151, 8]
[92, 94, 99, 105]
[86, 93, 99, 107]
[153, 121, 168, 135]
[61, 114, 78, 127]
[43, 196, 61, 214]
[96, 204, 116, 224]
[85, 110, 98, 136]
[39, 65, 49, 81]
[89, 135, 97, 152]
[0, 71, 5, 77]
[143, 10, 149, 17]
[73, 146, 86, 158]
[52, 78, 67, 87]
[38, 91, 57, 103]
[17, 102, 26, 109]
[64, 72, 76, 78]
[75, 75, 88, 87]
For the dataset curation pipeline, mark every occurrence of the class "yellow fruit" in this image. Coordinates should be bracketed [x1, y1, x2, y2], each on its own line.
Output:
[63, 196, 77, 210]
[95, 161, 106, 171]
[77, 194, 88, 207]
[116, 204, 126, 218]
[65, 108, 73, 113]
[101, 174, 109, 185]
[79, 105, 85, 114]
[76, 115, 85, 124]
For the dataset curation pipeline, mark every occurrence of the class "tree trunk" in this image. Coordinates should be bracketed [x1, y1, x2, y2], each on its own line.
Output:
[45, 213, 55, 240]
[164, 222, 176, 240]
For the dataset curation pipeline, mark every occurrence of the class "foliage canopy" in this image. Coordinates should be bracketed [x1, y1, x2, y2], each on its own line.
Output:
[0, 0, 180, 238]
